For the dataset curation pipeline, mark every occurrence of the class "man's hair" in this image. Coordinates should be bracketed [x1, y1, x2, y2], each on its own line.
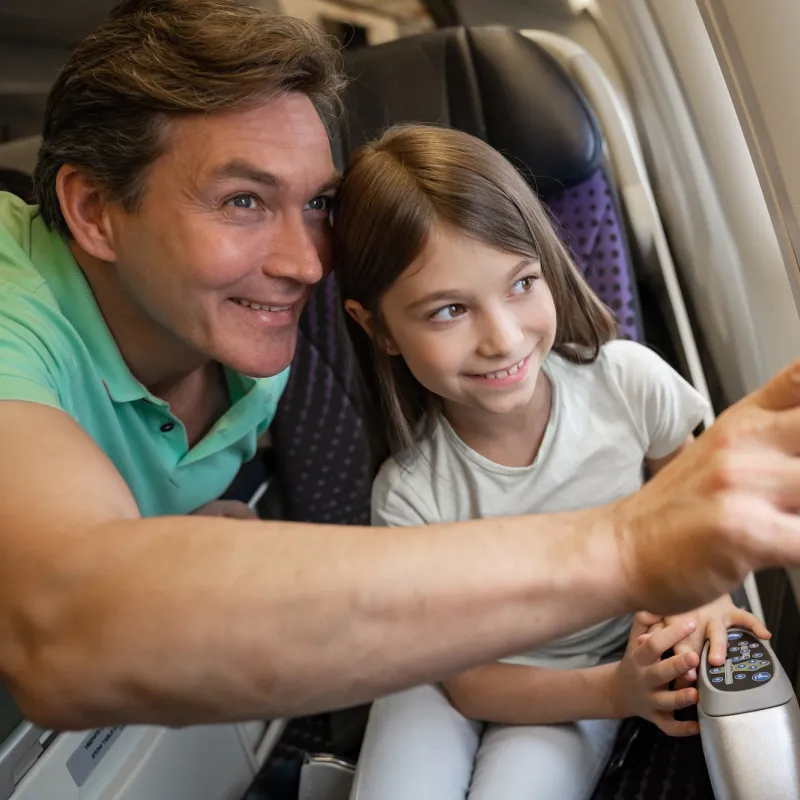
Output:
[34, 0, 346, 237]
[334, 124, 618, 456]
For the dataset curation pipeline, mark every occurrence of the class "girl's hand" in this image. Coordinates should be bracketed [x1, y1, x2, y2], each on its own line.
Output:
[647, 595, 769, 686]
[613, 612, 700, 737]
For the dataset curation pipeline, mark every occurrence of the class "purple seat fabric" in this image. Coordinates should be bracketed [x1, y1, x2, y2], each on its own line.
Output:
[544, 169, 640, 342]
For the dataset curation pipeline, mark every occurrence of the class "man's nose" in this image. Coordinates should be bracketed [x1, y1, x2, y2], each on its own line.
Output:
[263, 213, 325, 286]
[476, 307, 524, 358]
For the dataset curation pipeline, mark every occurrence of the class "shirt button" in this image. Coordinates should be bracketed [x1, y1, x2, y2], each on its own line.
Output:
[160, 422, 175, 433]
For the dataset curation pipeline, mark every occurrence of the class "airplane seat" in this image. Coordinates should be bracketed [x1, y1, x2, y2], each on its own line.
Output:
[0, 169, 34, 204]
[271, 275, 372, 525]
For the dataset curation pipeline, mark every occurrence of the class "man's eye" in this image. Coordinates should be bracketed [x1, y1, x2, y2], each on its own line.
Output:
[306, 195, 335, 213]
[227, 194, 258, 210]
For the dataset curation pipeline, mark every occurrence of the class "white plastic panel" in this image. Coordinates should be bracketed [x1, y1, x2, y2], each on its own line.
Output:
[12, 725, 255, 800]
[698, 0, 800, 314]
[590, 0, 800, 401]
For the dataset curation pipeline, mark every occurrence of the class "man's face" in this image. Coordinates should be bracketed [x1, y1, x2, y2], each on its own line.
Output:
[106, 92, 336, 378]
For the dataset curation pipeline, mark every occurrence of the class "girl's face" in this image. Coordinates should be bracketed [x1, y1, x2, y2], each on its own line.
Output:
[374, 225, 557, 419]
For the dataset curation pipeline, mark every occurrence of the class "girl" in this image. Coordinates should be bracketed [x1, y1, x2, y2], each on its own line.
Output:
[333, 124, 768, 800]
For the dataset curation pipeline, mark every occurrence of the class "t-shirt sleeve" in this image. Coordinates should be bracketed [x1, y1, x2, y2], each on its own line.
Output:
[606, 340, 710, 460]
[0, 297, 66, 410]
[370, 456, 439, 527]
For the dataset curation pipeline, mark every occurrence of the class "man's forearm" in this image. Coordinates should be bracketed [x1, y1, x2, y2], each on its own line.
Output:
[443, 661, 620, 725]
[4, 507, 628, 729]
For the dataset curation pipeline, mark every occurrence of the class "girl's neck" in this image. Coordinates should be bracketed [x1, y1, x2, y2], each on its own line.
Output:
[442, 369, 553, 468]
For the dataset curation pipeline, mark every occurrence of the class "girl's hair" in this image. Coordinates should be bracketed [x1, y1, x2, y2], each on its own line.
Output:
[333, 123, 617, 458]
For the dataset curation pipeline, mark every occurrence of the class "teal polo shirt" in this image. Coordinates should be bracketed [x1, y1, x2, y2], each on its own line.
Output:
[0, 192, 289, 517]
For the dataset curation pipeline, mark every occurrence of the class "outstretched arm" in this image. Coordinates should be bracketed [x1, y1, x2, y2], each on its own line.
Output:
[2, 361, 800, 729]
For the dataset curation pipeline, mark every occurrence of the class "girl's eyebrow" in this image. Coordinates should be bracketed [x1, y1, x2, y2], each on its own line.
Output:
[404, 258, 534, 312]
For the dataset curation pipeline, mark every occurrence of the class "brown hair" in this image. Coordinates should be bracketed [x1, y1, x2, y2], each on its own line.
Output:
[333, 123, 617, 457]
[34, 0, 346, 238]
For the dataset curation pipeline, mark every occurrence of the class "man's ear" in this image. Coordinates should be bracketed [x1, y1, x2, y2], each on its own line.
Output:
[56, 164, 119, 263]
[344, 300, 399, 355]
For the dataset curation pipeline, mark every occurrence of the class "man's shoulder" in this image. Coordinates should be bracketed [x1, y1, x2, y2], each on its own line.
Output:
[0, 194, 78, 396]
[0, 193, 60, 301]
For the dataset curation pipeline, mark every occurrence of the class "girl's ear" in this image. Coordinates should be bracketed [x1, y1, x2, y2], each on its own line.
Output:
[344, 299, 400, 355]
[344, 299, 374, 337]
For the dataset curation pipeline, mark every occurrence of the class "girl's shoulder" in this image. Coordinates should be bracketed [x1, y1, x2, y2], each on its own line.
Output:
[370, 418, 445, 527]
[549, 338, 667, 383]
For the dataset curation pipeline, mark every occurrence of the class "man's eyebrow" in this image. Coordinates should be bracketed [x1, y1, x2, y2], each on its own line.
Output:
[210, 160, 283, 188]
[208, 162, 340, 196]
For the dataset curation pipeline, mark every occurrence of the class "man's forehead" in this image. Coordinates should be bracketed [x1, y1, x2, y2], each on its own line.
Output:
[168, 95, 334, 188]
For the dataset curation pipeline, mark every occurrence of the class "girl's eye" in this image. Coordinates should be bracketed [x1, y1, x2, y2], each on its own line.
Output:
[430, 304, 467, 322]
[510, 275, 538, 295]
[306, 195, 335, 213]
[227, 193, 259, 210]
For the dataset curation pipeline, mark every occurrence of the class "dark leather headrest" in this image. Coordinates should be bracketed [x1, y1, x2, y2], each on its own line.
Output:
[340, 26, 603, 191]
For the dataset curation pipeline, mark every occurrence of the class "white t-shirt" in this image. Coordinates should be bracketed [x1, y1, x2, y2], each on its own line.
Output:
[371, 340, 711, 669]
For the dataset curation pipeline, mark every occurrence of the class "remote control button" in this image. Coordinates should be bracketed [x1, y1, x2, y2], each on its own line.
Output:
[729, 646, 740, 652]
[709, 667, 724, 674]
[712, 677, 724, 683]
[735, 674, 746, 680]
[753, 672, 770, 682]
[754, 653, 763, 658]
[728, 632, 743, 640]
[732, 656, 745, 662]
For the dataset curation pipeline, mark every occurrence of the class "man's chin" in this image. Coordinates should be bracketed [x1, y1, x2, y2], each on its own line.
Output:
[216, 336, 297, 378]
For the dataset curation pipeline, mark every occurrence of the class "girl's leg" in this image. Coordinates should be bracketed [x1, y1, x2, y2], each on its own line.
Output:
[350, 683, 483, 800]
[468, 718, 620, 800]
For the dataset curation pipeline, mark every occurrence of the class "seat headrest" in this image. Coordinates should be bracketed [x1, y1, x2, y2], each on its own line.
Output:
[340, 26, 603, 191]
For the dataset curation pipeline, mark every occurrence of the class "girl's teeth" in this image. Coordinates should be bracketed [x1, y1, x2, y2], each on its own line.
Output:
[483, 359, 525, 379]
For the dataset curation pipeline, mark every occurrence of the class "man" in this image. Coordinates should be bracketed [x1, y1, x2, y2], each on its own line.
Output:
[1, 0, 800, 732]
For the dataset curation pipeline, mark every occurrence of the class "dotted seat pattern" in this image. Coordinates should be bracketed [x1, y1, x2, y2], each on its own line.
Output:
[271, 274, 372, 525]
[544, 168, 641, 342]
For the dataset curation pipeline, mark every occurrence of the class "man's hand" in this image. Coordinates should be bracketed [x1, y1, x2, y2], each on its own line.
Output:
[647, 595, 769, 686]
[192, 500, 258, 519]
[613, 612, 700, 737]
[614, 361, 800, 616]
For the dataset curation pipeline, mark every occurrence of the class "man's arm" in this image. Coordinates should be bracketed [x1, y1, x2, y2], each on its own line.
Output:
[5, 356, 800, 730]
[0, 402, 630, 729]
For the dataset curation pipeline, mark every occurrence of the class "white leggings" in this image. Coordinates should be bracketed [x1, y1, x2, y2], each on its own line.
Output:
[349, 684, 620, 800]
